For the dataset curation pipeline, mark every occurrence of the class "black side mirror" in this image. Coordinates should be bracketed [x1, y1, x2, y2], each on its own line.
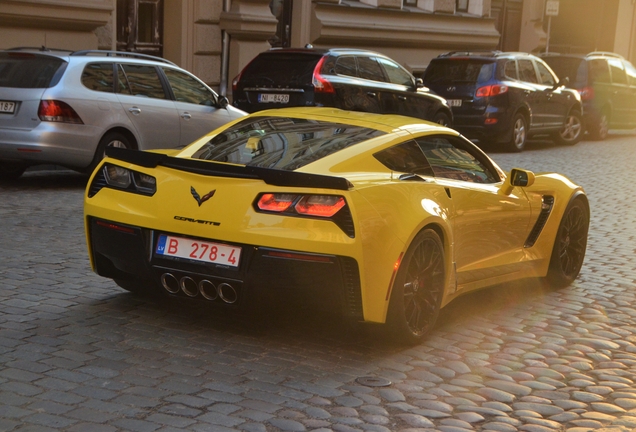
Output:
[415, 78, 424, 89]
[218, 95, 230, 108]
[552, 76, 569, 90]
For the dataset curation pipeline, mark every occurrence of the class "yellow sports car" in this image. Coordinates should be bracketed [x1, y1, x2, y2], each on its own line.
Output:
[84, 107, 589, 343]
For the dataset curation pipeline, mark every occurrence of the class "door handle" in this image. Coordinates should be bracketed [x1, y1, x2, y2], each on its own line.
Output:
[397, 95, 407, 101]
[181, 112, 192, 120]
[128, 107, 141, 115]
[366, 92, 377, 98]
[524, 90, 531, 96]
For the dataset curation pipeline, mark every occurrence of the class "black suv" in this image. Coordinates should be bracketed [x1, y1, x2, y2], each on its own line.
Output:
[541, 52, 636, 140]
[422, 51, 583, 151]
[232, 47, 453, 125]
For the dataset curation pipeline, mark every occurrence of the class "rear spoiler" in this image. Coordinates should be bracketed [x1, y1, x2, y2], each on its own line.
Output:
[105, 147, 351, 191]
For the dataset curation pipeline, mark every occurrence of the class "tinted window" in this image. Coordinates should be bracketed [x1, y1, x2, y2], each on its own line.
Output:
[117, 64, 166, 99]
[357, 57, 385, 82]
[589, 59, 610, 83]
[374, 140, 434, 176]
[424, 60, 494, 84]
[335, 56, 357, 77]
[163, 67, 216, 105]
[536, 61, 556, 86]
[192, 116, 386, 170]
[608, 58, 627, 85]
[241, 53, 321, 86]
[0, 53, 65, 88]
[518, 60, 538, 83]
[81, 63, 114, 92]
[377, 57, 413, 86]
[542, 57, 587, 87]
[504, 60, 517, 79]
[415, 136, 499, 184]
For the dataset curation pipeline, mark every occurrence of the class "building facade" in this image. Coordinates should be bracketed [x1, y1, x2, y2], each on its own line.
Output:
[1, 0, 635, 97]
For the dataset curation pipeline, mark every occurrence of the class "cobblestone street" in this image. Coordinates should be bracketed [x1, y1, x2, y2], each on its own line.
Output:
[1, 133, 636, 432]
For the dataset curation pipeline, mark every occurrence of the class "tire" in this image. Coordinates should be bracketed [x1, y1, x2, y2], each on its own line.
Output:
[553, 109, 583, 146]
[432, 111, 452, 127]
[386, 229, 445, 344]
[86, 131, 133, 174]
[588, 110, 610, 141]
[505, 112, 527, 152]
[0, 161, 27, 181]
[546, 198, 589, 289]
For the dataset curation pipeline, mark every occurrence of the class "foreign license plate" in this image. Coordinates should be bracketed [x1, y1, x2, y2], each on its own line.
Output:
[156, 234, 240, 267]
[447, 99, 462, 107]
[0, 100, 15, 114]
[258, 93, 290, 103]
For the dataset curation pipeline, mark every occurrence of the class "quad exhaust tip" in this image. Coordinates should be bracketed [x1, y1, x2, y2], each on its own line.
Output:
[160, 273, 237, 304]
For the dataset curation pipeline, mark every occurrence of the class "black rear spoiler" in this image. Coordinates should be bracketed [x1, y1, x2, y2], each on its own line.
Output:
[105, 147, 351, 191]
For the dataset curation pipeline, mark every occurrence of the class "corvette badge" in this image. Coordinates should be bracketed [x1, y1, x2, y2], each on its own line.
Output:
[191, 186, 216, 207]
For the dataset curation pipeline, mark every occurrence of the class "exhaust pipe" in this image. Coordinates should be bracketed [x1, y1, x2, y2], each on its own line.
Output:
[198, 279, 218, 301]
[180, 276, 199, 297]
[161, 273, 180, 294]
[218, 282, 238, 304]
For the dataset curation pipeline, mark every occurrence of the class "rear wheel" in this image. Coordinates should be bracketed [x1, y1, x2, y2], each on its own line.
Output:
[546, 199, 589, 288]
[432, 111, 452, 127]
[588, 110, 610, 141]
[0, 161, 27, 181]
[553, 109, 583, 146]
[386, 229, 445, 344]
[505, 112, 527, 152]
[87, 131, 133, 174]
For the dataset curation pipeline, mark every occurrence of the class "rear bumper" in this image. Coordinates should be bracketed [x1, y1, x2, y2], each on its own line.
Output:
[88, 217, 364, 320]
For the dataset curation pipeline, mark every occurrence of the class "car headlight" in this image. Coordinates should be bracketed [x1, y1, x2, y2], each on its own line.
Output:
[87, 163, 157, 197]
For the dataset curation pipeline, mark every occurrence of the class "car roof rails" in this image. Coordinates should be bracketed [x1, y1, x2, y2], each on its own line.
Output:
[70, 50, 177, 66]
[6, 46, 73, 53]
[586, 51, 624, 60]
[438, 50, 503, 58]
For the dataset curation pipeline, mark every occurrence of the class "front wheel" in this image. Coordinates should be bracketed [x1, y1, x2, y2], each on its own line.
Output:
[553, 109, 583, 146]
[546, 198, 589, 288]
[386, 229, 445, 344]
[505, 112, 527, 152]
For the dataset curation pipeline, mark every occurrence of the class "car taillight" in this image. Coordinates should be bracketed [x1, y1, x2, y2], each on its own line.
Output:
[256, 193, 345, 217]
[475, 84, 508, 98]
[38, 100, 83, 124]
[312, 56, 335, 94]
[578, 86, 594, 101]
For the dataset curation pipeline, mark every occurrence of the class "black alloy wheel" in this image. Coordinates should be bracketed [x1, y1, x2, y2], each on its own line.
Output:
[506, 112, 527, 152]
[387, 229, 445, 344]
[546, 198, 589, 288]
[553, 109, 583, 146]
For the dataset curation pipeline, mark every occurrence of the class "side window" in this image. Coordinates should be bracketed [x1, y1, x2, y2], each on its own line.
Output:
[81, 63, 114, 92]
[357, 56, 386, 82]
[334, 56, 357, 77]
[117, 64, 167, 99]
[415, 135, 499, 184]
[163, 67, 216, 105]
[625, 61, 636, 86]
[377, 57, 414, 86]
[518, 60, 538, 83]
[608, 58, 628, 85]
[536, 61, 557, 86]
[589, 59, 611, 83]
[373, 140, 434, 176]
[504, 60, 517, 80]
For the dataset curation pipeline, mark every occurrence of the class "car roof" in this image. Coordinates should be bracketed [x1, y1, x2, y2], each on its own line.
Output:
[541, 52, 626, 61]
[434, 50, 539, 61]
[1, 47, 176, 65]
[260, 47, 388, 58]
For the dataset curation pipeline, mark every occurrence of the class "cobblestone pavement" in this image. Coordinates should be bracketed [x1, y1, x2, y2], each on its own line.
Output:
[1, 133, 636, 432]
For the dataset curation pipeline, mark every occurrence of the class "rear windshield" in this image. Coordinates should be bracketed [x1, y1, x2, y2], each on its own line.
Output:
[192, 116, 386, 170]
[542, 57, 587, 87]
[240, 54, 322, 86]
[0, 53, 66, 88]
[424, 60, 494, 84]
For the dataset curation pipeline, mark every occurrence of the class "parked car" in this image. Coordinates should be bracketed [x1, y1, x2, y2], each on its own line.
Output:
[0, 47, 246, 180]
[541, 52, 636, 140]
[422, 51, 584, 152]
[84, 107, 589, 344]
[231, 47, 453, 126]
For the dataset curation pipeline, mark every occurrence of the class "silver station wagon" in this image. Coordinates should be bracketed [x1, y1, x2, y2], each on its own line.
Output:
[0, 47, 246, 179]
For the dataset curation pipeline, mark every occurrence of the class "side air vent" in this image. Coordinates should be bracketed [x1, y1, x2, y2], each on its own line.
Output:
[87, 167, 107, 198]
[524, 195, 555, 248]
[341, 257, 363, 320]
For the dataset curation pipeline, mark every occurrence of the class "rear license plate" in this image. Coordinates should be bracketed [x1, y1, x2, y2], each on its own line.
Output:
[156, 234, 240, 267]
[258, 93, 290, 103]
[0, 101, 15, 114]
[447, 99, 462, 107]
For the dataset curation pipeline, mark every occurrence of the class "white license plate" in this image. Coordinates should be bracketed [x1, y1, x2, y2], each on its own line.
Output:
[447, 99, 462, 107]
[156, 234, 240, 267]
[0, 101, 15, 114]
[258, 93, 290, 103]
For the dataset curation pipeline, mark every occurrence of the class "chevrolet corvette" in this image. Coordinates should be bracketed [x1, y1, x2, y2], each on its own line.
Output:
[84, 107, 589, 343]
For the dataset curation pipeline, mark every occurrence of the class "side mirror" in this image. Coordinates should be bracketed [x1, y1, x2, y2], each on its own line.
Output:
[415, 78, 424, 89]
[552, 76, 569, 90]
[500, 168, 535, 195]
[218, 95, 230, 108]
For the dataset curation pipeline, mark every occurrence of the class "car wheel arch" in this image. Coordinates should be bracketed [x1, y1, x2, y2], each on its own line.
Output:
[101, 127, 138, 150]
